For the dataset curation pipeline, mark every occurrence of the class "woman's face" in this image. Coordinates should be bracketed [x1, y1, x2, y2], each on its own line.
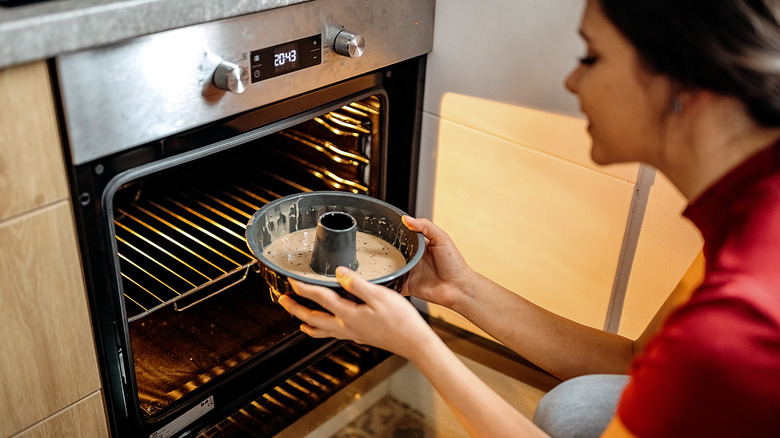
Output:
[565, 0, 674, 167]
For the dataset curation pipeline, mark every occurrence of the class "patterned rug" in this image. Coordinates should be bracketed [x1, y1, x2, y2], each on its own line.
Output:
[332, 396, 433, 438]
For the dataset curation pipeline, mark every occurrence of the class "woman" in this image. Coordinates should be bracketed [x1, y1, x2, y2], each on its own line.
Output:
[279, 0, 780, 436]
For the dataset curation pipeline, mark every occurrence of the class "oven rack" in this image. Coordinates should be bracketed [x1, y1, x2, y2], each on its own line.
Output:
[115, 175, 269, 322]
[196, 343, 382, 437]
[117, 102, 378, 321]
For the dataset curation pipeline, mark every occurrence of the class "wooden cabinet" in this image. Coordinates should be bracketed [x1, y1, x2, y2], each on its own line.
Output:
[14, 393, 108, 438]
[0, 62, 107, 437]
[0, 61, 69, 221]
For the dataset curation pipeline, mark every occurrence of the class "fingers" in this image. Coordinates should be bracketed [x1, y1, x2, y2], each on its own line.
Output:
[277, 290, 346, 339]
[402, 216, 451, 247]
[401, 214, 424, 231]
[298, 323, 330, 338]
[278, 273, 422, 354]
[277, 293, 307, 317]
[277, 292, 330, 323]
[284, 268, 392, 310]
[287, 278, 358, 314]
[335, 266, 400, 306]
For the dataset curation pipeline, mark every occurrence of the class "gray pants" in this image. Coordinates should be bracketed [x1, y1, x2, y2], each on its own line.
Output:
[532, 374, 630, 438]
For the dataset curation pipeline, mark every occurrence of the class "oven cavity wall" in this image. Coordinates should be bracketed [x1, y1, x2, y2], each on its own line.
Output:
[0, 61, 108, 437]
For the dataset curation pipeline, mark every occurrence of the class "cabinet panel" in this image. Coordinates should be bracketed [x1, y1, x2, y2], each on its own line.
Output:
[0, 202, 101, 437]
[13, 392, 108, 438]
[0, 61, 69, 221]
[429, 117, 633, 331]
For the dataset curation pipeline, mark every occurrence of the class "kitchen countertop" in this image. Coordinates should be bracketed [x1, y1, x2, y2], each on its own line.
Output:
[0, 0, 310, 69]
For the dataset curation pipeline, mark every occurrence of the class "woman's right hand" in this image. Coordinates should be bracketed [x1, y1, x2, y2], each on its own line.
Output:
[401, 216, 475, 310]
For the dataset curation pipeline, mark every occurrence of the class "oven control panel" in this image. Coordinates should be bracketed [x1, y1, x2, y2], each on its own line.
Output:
[333, 30, 366, 59]
[57, 0, 433, 165]
[249, 34, 323, 84]
[212, 61, 249, 94]
[213, 31, 364, 94]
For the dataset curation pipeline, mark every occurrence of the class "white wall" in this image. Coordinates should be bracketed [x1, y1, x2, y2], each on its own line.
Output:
[417, 0, 702, 339]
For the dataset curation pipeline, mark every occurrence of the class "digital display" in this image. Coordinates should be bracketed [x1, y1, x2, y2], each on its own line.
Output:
[273, 43, 298, 72]
[250, 35, 321, 83]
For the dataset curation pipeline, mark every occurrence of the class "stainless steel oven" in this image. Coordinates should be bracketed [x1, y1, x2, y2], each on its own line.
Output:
[54, 1, 434, 436]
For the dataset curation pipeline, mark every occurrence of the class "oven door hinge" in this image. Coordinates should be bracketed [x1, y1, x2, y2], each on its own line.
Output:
[118, 348, 127, 386]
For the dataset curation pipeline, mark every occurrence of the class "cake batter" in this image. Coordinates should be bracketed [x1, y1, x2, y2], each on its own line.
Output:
[264, 228, 407, 281]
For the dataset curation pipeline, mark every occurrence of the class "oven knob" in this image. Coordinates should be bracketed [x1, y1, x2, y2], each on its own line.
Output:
[333, 30, 366, 58]
[213, 61, 249, 94]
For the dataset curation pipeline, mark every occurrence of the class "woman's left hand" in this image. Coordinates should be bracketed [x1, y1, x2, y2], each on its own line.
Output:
[280, 267, 548, 438]
[277, 266, 434, 359]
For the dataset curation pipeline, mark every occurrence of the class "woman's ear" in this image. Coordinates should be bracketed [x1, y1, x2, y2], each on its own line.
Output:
[672, 86, 715, 116]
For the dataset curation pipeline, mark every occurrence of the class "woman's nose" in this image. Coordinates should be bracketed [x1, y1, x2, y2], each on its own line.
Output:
[564, 66, 580, 94]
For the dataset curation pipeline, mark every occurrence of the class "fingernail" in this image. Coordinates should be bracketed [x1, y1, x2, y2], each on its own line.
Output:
[335, 266, 354, 278]
[277, 295, 290, 307]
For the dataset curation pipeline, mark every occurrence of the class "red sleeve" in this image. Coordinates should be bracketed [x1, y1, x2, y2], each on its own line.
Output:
[617, 286, 780, 437]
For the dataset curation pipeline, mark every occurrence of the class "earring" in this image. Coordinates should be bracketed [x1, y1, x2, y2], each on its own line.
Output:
[671, 98, 683, 114]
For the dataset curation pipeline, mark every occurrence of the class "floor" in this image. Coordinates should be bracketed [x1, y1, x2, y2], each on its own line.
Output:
[278, 321, 560, 438]
[332, 396, 433, 438]
[289, 355, 550, 438]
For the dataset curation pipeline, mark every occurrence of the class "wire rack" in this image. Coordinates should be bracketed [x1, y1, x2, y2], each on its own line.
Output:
[195, 344, 382, 438]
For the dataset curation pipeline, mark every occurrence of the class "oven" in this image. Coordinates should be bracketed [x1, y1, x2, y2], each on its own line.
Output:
[53, 1, 434, 436]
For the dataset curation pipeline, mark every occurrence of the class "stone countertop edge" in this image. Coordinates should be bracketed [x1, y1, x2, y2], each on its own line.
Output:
[0, 0, 311, 70]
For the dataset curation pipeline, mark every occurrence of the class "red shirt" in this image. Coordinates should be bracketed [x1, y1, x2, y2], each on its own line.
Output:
[617, 142, 780, 437]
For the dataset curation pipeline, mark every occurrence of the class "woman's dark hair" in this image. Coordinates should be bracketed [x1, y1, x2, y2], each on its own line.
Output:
[598, 0, 780, 127]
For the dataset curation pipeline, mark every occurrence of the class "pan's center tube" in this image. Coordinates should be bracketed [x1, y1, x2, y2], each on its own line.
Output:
[310, 211, 359, 275]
